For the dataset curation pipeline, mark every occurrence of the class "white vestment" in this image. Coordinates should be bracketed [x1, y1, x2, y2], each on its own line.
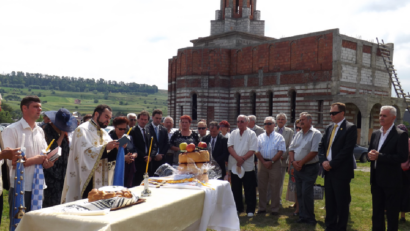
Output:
[61, 120, 115, 203]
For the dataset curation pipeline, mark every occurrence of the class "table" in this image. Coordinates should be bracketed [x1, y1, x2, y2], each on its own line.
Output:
[16, 180, 239, 231]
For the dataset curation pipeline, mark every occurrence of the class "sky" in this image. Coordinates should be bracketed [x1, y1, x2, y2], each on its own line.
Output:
[0, 0, 409, 94]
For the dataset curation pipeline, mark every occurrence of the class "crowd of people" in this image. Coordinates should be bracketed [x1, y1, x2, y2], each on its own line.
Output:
[0, 94, 409, 231]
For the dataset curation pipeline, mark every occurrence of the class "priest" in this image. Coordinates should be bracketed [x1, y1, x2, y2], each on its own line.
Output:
[61, 105, 119, 203]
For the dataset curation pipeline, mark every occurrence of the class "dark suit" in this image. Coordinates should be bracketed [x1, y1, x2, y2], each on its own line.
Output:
[146, 123, 169, 176]
[201, 133, 229, 179]
[368, 125, 408, 231]
[319, 120, 357, 231]
[130, 125, 157, 186]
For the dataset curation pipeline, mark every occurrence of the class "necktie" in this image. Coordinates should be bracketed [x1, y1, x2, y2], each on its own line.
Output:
[211, 138, 216, 152]
[155, 126, 159, 141]
[142, 128, 147, 153]
[326, 124, 338, 157]
[279, 127, 283, 134]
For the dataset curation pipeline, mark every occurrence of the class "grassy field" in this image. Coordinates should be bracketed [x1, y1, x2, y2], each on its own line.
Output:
[1, 162, 409, 230]
[0, 86, 168, 117]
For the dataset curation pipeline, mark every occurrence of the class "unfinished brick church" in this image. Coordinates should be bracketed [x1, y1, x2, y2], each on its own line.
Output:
[167, 0, 406, 147]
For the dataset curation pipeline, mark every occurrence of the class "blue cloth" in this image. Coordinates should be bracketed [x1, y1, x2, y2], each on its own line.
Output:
[257, 131, 287, 159]
[31, 164, 44, 211]
[113, 146, 125, 186]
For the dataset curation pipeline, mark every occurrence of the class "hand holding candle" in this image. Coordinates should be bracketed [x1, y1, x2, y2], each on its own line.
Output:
[46, 139, 55, 152]
[145, 137, 154, 173]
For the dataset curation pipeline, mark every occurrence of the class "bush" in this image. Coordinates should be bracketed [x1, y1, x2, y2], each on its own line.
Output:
[42, 101, 47, 104]
[51, 90, 56, 94]
[93, 90, 98, 94]
[94, 99, 99, 103]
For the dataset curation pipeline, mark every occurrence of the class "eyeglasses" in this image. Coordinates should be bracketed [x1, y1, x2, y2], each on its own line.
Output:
[296, 127, 301, 130]
[264, 123, 273, 126]
[198, 127, 207, 130]
[237, 120, 245, 123]
[329, 111, 342, 116]
[117, 128, 127, 131]
[130, 119, 137, 121]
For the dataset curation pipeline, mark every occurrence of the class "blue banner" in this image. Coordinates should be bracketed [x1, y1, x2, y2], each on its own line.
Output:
[113, 147, 125, 186]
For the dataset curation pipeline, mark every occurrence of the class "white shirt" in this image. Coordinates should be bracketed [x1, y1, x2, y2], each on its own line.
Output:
[257, 131, 287, 159]
[375, 124, 395, 168]
[3, 118, 48, 191]
[168, 128, 178, 140]
[327, 119, 345, 161]
[227, 128, 258, 172]
[222, 132, 230, 139]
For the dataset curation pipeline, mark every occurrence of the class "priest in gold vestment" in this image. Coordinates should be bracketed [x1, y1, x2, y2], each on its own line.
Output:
[62, 105, 119, 203]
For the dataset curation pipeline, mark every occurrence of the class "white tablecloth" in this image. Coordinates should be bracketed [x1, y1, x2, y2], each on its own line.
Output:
[16, 180, 239, 231]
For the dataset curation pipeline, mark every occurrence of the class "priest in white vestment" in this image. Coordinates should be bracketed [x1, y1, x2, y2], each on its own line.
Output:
[62, 105, 119, 203]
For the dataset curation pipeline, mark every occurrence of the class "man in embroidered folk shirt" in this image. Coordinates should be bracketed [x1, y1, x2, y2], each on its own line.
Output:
[228, 115, 258, 217]
[62, 105, 119, 203]
[2, 96, 55, 224]
[255, 117, 286, 215]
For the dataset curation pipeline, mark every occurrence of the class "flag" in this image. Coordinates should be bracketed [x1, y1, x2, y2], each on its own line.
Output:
[113, 147, 125, 186]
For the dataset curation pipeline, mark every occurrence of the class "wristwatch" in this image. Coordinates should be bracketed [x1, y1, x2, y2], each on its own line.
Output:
[271, 159, 275, 164]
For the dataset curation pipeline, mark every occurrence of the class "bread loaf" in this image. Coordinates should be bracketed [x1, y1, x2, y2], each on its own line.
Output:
[88, 188, 133, 202]
[179, 150, 210, 164]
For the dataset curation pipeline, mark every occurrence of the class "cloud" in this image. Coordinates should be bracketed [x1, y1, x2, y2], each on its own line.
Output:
[358, 0, 410, 12]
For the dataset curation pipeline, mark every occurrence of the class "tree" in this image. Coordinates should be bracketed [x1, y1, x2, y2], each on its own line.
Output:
[75, 106, 78, 109]
[94, 99, 99, 103]
[119, 101, 124, 105]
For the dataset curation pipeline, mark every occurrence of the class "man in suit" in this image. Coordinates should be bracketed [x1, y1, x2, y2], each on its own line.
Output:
[318, 102, 357, 231]
[275, 113, 294, 205]
[130, 110, 151, 186]
[201, 121, 229, 179]
[368, 105, 408, 231]
[248, 115, 264, 136]
[146, 109, 169, 176]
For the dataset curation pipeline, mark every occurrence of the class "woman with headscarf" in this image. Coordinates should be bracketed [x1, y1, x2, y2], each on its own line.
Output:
[43, 109, 77, 208]
[397, 124, 410, 222]
[219, 120, 231, 139]
[109, 116, 137, 188]
[286, 119, 301, 216]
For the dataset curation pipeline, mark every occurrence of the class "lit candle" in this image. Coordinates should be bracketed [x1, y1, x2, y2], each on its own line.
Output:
[145, 137, 153, 173]
[127, 128, 132, 136]
[46, 139, 55, 152]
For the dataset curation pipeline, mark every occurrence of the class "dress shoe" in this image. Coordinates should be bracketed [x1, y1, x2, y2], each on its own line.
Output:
[257, 210, 266, 214]
[271, 212, 279, 216]
[296, 218, 306, 223]
[293, 212, 299, 216]
[247, 213, 254, 217]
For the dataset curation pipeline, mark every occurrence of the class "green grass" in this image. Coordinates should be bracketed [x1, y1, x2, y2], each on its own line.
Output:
[0, 87, 168, 116]
[1, 163, 409, 230]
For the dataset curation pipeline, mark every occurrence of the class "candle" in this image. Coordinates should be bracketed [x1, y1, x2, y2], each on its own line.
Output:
[127, 128, 132, 136]
[46, 139, 55, 152]
[145, 137, 153, 173]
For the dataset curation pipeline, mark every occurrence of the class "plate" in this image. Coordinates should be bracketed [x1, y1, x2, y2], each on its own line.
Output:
[98, 186, 127, 192]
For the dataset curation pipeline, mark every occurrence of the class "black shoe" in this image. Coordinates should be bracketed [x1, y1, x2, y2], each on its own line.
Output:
[271, 212, 279, 216]
[296, 218, 306, 223]
[257, 210, 266, 214]
[293, 212, 299, 216]
[306, 220, 317, 226]
[400, 217, 406, 223]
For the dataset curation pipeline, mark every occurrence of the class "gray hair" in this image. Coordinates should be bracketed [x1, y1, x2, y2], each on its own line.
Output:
[300, 112, 313, 121]
[264, 116, 276, 124]
[381, 105, 397, 116]
[299, 112, 308, 117]
[237, 115, 249, 122]
[164, 116, 174, 123]
[127, 113, 137, 119]
[248, 115, 256, 122]
[276, 113, 287, 120]
[198, 120, 207, 126]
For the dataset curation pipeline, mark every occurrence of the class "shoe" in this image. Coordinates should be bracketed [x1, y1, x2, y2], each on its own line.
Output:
[306, 221, 317, 226]
[293, 212, 299, 216]
[271, 212, 279, 216]
[400, 217, 406, 223]
[247, 213, 254, 217]
[257, 210, 266, 214]
[296, 218, 306, 223]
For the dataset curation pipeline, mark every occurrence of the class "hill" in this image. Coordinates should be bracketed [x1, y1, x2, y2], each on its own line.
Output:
[0, 86, 168, 121]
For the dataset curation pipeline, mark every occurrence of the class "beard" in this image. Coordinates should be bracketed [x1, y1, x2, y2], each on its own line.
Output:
[97, 114, 108, 128]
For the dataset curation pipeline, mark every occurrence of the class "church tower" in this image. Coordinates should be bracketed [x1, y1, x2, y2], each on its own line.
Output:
[211, 0, 264, 36]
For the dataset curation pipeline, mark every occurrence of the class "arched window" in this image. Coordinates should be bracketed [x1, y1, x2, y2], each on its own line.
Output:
[192, 93, 197, 120]
[268, 91, 273, 116]
[290, 90, 297, 123]
[251, 92, 256, 115]
[236, 93, 241, 117]
[235, 0, 240, 14]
